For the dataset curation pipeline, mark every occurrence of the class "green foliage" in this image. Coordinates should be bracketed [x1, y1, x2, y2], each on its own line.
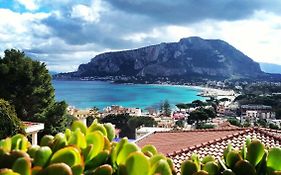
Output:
[0, 49, 54, 120]
[175, 119, 185, 128]
[235, 93, 281, 117]
[192, 100, 207, 107]
[0, 120, 176, 175]
[227, 118, 241, 127]
[101, 114, 157, 139]
[0, 99, 25, 139]
[269, 123, 279, 130]
[160, 100, 172, 116]
[0, 49, 68, 136]
[1, 121, 281, 175]
[256, 119, 267, 128]
[35, 101, 74, 136]
[196, 123, 215, 129]
[181, 139, 281, 175]
[189, 108, 209, 125]
[275, 109, 281, 119]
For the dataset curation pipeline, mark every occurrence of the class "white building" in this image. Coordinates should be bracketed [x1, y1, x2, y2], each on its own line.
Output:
[240, 105, 275, 124]
[135, 127, 172, 140]
[23, 121, 44, 145]
[103, 105, 142, 116]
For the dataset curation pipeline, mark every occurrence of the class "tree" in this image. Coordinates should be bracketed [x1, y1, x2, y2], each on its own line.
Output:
[87, 107, 100, 126]
[175, 119, 184, 128]
[0, 99, 25, 139]
[36, 101, 74, 136]
[192, 100, 206, 107]
[161, 100, 171, 116]
[188, 109, 209, 125]
[0, 49, 54, 120]
[202, 108, 216, 119]
[0, 49, 68, 136]
[275, 109, 281, 119]
[227, 118, 241, 127]
[176, 103, 188, 110]
[101, 114, 157, 139]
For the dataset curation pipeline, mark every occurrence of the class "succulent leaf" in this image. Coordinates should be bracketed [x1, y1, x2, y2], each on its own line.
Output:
[103, 123, 115, 141]
[33, 146, 52, 167]
[141, 144, 158, 157]
[40, 163, 72, 175]
[0, 169, 20, 175]
[50, 146, 82, 167]
[226, 150, 242, 169]
[201, 155, 216, 164]
[88, 120, 107, 136]
[246, 139, 265, 166]
[39, 135, 54, 147]
[71, 121, 87, 135]
[267, 147, 281, 172]
[150, 159, 172, 175]
[68, 128, 87, 149]
[86, 131, 105, 158]
[52, 133, 67, 153]
[181, 160, 198, 175]
[12, 157, 31, 175]
[233, 160, 256, 175]
[0, 138, 12, 152]
[125, 152, 149, 175]
[116, 142, 139, 165]
[203, 162, 219, 175]
[85, 150, 110, 170]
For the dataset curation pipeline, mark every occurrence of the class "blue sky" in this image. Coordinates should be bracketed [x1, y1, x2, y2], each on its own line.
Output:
[1, 0, 281, 72]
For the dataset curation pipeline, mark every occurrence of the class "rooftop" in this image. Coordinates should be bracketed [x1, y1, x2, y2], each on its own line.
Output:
[23, 121, 44, 134]
[135, 128, 245, 155]
[135, 127, 281, 174]
[241, 104, 272, 110]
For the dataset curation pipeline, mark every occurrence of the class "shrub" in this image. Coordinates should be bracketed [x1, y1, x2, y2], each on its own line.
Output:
[228, 118, 241, 127]
[196, 123, 215, 129]
[0, 99, 25, 139]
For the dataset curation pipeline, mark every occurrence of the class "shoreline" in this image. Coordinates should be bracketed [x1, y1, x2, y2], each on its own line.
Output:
[58, 80, 238, 111]
[145, 83, 238, 99]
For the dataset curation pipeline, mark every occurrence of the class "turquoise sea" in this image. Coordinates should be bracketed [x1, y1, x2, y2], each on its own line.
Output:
[52, 80, 205, 110]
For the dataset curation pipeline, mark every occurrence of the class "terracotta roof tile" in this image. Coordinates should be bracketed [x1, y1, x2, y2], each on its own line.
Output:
[135, 127, 281, 174]
[136, 128, 245, 155]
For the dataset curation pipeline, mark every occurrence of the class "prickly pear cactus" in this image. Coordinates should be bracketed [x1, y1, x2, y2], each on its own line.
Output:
[0, 120, 176, 175]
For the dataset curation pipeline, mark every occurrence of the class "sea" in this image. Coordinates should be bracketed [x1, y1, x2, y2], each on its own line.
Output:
[52, 80, 205, 110]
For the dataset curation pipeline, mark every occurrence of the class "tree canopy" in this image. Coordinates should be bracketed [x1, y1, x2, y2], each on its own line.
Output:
[0, 49, 70, 136]
[0, 49, 54, 120]
[101, 114, 157, 139]
[0, 99, 25, 139]
[161, 100, 172, 116]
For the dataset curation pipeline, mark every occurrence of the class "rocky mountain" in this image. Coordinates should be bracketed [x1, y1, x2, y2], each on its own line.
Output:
[57, 37, 269, 81]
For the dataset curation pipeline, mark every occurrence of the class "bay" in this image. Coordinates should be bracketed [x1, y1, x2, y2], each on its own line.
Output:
[52, 80, 205, 110]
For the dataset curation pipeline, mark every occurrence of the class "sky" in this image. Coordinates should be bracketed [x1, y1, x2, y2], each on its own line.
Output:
[0, 0, 281, 72]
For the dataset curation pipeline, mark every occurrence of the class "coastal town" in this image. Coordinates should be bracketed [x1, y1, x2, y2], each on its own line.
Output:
[65, 81, 281, 141]
[2, 0, 281, 174]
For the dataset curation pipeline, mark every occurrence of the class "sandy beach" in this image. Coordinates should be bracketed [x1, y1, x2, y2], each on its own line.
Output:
[149, 83, 239, 102]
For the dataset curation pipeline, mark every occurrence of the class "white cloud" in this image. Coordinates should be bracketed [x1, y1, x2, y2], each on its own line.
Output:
[71, 0, 105, 22]
[138, 10, 281, 65]
[0, 8, 50, 51]
[15, 0, 39, 10]
[197, 11, 281, 65]
[2, 1, 281, 73]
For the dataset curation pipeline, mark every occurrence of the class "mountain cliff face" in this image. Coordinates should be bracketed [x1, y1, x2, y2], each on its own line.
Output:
[63, 37, 264, 80]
